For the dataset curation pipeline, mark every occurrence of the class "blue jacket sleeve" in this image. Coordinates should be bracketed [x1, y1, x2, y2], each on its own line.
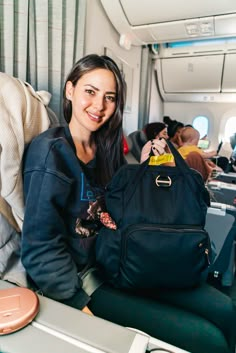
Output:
[21, 169, 90, 309]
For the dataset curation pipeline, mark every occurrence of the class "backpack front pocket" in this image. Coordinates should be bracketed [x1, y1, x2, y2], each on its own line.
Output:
[118, 224, 210, 289]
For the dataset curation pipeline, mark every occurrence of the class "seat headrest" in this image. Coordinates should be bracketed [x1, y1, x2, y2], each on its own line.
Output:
[139, 130, 147, 144]
[123, 135, 130, 155]
[230, 133, 236, 150]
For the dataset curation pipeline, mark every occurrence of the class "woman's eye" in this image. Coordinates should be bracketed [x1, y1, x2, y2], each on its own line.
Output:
[85, 89, 94, 95]
[105, 95, 115, 102]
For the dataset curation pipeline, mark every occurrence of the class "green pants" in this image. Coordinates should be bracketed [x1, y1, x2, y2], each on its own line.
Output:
[89, 283, 236, 353]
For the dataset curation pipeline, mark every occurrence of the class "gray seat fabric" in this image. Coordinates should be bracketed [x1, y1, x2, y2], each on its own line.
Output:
[128, 130, 147, 162]
[206, 204, 236, 286]
[230, 133, 236, 150]
[207, 181, 236, 206]
[124, 135, 139, 164]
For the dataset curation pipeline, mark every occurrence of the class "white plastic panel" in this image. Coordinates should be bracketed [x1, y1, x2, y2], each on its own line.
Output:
[101, 0, 236, 45]
[153, 21, 190, 41]
[215, 13, 236, 36]
[222, 53, 236, 92]
[119, 0, 236, 26]
[133, 18, 217, 44]
[161, 55, 224, 93]
[132, 27, 157, 43]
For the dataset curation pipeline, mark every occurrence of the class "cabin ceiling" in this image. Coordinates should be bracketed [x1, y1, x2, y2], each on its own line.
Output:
[101, 0, 236, 46]
[101, 0, 236, 102]
[119, 0, 236, 26]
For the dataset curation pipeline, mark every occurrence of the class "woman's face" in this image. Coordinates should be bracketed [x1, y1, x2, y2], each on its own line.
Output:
[66, 68, 117, 135]
[156, 127, 168, 139]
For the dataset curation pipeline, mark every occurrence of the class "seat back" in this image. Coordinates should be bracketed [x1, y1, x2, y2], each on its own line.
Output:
[123, 135, 139, 164]
[205, 203, 236, 286]
[128, 130, 147, 162]
[207, 180, 236, 205]
[230, 133, 236, 150]
[0, 73, 59, 287]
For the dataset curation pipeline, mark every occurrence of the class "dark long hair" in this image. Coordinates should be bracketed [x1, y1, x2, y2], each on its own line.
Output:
[163, 116, 184, 138]
[144, 122, 167, 140]
[63, 54, 127, 186]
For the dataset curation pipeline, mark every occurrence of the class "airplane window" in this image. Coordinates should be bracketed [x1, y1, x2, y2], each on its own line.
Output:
[224, 116, 236, 142]
[192, 116, 208, 139]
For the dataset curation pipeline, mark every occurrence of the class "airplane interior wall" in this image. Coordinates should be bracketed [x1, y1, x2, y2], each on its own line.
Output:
[82, 0, 236, 160]
[84, 0, 142, 135]
[148, 69, 164, 124]
[164, 101, 236, 157]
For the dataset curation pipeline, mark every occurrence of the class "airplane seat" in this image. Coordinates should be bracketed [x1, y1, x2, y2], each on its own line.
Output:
[207, 180, 236, 206]
[1, 76, 235, 353]
[0, 72, 59, 288]
[205, 203, 236, 287]
[2, 279, 236, 353]
[211, 139, 236, 177]
[212, 171, 236, 183]
[230, 133, 236, 150]
[185, 151, 210, 182]
[123, 134, 139, 164]
[128, 130, 147, 162]
[224, 133, 236, 173]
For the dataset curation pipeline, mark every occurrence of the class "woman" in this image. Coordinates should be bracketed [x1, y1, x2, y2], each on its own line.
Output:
[21, 54, 164, 313]
[144, 122, 168, 140]
[141, 122, 169, 162]
[163, 116, 185, 148]
[21, 54, 235, 353]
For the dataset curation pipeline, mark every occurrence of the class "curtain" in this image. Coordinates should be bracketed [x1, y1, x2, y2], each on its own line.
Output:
[0, 0, 86, 121]
[138, 46, 153, 130]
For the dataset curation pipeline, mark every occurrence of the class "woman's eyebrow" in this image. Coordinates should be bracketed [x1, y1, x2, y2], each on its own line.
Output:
[84, 84, 116, 95]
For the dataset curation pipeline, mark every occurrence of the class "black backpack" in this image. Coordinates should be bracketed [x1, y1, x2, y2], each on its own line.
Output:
[96, 141, 211, 289]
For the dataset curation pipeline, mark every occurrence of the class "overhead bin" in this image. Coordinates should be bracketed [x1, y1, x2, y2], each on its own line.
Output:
[222, 53, 236, 92]
[155, 51, 236, 102]
[160, 55, 224, 93]
[154, 38, 236, 101]
[100, 0, 236, 45]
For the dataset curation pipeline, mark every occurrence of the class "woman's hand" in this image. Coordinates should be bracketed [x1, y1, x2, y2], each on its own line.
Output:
[82, 305, 93, 316]
[140, 138, 167, 163]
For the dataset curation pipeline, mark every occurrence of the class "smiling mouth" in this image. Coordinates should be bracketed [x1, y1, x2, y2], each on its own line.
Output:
[87, 112, 102, 122]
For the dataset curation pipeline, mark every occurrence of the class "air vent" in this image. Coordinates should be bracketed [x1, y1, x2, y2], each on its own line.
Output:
[193, 50, 224, 54]
[158, 37, 236, 58]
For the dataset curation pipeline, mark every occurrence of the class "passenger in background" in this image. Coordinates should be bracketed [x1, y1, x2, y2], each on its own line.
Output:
[227, 135, 236, 172]
[231, 145, 236, 172]
[223, 132, 236, 172]
[140, 137, 167, 163]
[180, 127, 230, 172]
[178, 126, 223, 175]
[144, 122, 168, 140]
[185, 152, 212, 182]
[140, 123, 213, 181]
[178, 126, 217, 159]
[142, 122, 169, 156]
[163, 115, 185, 148]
